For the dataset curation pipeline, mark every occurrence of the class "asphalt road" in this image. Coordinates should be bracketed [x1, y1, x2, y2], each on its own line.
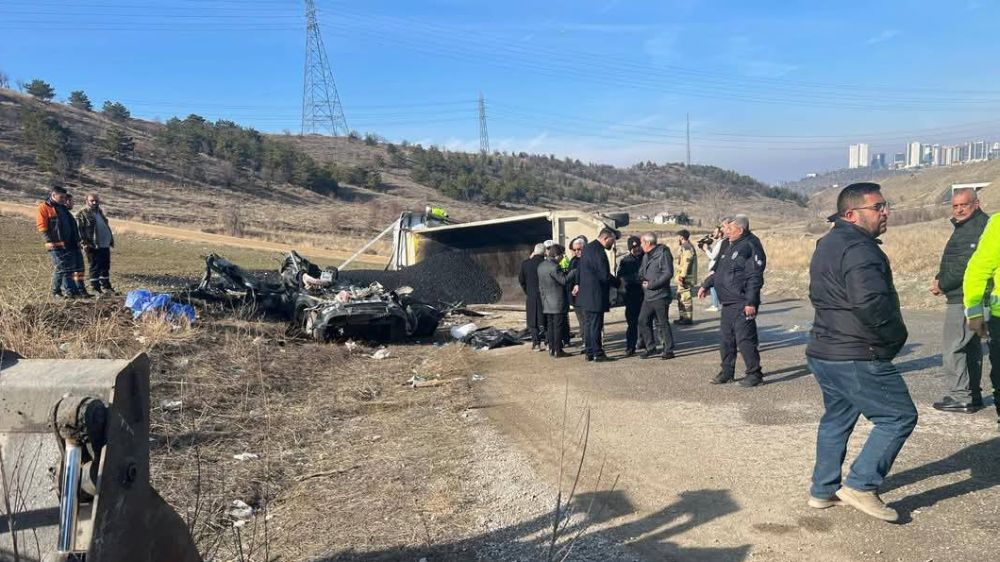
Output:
[476, 299, 1000, 562]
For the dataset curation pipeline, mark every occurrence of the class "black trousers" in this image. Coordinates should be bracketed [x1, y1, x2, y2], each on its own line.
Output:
[639, 298, 675, 352]
[574, 307, 587, 345]
[624, 294, 643, 352]
[583, 311, 605, 358]
[720, 303, 762, 377]
[87, 247, 112, 289]
[561, 312, 571, 344]
[546, 313, 566, 355]
[986, 319, 1000, 415]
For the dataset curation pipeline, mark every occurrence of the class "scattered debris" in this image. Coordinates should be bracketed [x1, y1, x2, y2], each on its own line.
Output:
[471, 373, 486, 382]
[372, 348, 391, 360]
[125, 289, 196, 323]
[459, 327, 522, 350]
[450, 322, 478, 340]
[160, 399, 183, 412]
[232, 452, 260, 461]
[184, 251, 443, 343]
[344, 340, 359, 352]
[226, 500, 255, 524]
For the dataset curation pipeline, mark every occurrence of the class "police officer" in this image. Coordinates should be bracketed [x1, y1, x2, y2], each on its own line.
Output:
[698, 214, 766, 387]
[616, 236, 645, 356]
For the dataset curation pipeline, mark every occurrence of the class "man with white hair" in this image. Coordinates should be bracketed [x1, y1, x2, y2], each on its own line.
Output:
[932, 188, 993, 413]
[519, 243, 547, 351]
[698, 214, 767, 387]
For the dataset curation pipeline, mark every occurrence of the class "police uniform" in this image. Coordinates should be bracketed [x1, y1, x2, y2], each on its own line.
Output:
[701, 232, 766, 383]
[674, 240, 697, 324]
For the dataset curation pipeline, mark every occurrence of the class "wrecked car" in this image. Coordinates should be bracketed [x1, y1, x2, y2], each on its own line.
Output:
[188, 251, 442, 342]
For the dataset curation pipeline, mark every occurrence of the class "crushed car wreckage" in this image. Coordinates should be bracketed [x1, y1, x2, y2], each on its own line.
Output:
[187, 251, 443, 342]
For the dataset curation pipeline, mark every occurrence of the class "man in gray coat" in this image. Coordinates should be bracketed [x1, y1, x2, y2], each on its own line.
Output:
[931, 188, 993, 413]
[638, 232, 676, 359]
[538, 244, 570, 358]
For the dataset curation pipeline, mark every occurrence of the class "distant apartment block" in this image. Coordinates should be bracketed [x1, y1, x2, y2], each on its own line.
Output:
[906, 141, 922, 168]
[848, 143, 869, 169]
[849, 137, 999, 171]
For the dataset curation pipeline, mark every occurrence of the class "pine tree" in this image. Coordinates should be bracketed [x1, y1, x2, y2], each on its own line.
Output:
[25, 79, 55, 101]
[68, 90, 93, 111]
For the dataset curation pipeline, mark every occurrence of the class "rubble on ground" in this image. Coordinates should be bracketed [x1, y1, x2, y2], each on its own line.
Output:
[183, 251, 443, 343]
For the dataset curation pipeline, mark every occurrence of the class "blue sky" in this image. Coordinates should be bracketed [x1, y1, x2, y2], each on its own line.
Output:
[2, 0, 1000, 182]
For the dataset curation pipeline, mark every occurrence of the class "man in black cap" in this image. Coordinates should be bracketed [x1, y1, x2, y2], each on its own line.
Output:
[616, 235, 645, 356]
[805, 182, 915, 523]
[698, 214, 765, 386]
[518, 243, 547, 351]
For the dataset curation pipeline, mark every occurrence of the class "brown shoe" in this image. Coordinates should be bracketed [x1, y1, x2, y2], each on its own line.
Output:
[835, 486, 898, 522]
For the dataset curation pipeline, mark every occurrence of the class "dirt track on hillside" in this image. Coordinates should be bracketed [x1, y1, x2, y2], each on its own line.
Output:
[0, 201, 385, 266]
[475, 301, 1000, 561]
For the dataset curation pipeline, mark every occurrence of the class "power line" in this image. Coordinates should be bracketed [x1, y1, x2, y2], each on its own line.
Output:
[301, 0, 348, 136]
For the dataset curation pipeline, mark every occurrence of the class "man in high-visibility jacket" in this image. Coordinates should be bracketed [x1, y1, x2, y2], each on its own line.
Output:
[962, 208, 1000, 425]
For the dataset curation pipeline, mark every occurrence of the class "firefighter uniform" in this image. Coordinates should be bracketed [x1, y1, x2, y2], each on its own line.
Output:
[674, 240, 697, 324]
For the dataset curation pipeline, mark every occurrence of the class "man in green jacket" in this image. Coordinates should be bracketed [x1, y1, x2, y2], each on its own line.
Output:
[961, 190, 1000, 425]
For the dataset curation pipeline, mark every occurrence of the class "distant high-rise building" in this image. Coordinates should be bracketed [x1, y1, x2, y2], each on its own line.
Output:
[974, 140, 987, 161]
[893, 152, 906, 169]
[871, 153, 886, 169]
[906, 141, 922, 168]
[931, 144, 942, 166]
[943, 146, 956, 166]
[848, 143, 869, 169]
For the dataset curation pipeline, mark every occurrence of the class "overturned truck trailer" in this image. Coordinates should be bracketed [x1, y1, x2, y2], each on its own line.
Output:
[387, 211, 628, 303]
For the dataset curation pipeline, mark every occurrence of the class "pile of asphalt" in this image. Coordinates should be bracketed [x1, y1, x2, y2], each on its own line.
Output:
[343, 251, 503, 305]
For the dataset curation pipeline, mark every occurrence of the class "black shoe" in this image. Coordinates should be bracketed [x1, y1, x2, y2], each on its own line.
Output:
[710, 372, 735, 384]
[90, 285, 103, 294]
[739, 374, 764, 387]
[553, 351, 571, 358]
[585, 355, 595, 362]
[640, 348, 659, 359]
[932, 396, 983, 413]
[593, 354, 615, 363]
[673, 319, 693, 325]
[624, 349, 635, 358]
[661, 351, 676, 360]
[531, 343, 540, 351]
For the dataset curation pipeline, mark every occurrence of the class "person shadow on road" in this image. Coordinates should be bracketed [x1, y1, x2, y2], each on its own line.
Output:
[880, 437, 1000, 520]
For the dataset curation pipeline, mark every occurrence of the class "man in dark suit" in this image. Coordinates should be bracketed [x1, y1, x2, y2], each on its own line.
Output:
[574, 227, 619, 362]
[518, 243, 547, 351]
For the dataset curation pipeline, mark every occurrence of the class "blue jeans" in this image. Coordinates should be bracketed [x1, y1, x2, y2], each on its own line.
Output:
[48, 249, 72, 294]
[710, 287, 720, 308]
[808, 357, 918, 497]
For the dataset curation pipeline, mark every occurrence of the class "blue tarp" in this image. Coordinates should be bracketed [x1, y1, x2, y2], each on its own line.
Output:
[125, 289, 196, 324]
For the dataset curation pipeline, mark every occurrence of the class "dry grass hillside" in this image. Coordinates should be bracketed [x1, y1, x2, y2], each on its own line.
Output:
[0, 87, 812, 252]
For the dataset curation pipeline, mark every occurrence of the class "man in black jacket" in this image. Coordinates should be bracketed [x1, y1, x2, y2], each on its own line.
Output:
[575, 228, 618, 361]
[931, 188, 992, 413]
[518, 244, 547, 351]
[699, 215, 766, 386]
[805, 182, 916, 523]
[638, 232, 676, 359]
[616, 236, 645, 356]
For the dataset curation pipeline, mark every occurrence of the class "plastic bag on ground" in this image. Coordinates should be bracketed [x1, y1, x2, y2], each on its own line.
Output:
[450, 323, 478, 340]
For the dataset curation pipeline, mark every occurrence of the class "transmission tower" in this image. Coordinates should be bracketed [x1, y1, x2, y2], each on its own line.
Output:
[478, 92, 490, 154]
[301, 0, 349, 136]
[685, 113, 691, 166]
